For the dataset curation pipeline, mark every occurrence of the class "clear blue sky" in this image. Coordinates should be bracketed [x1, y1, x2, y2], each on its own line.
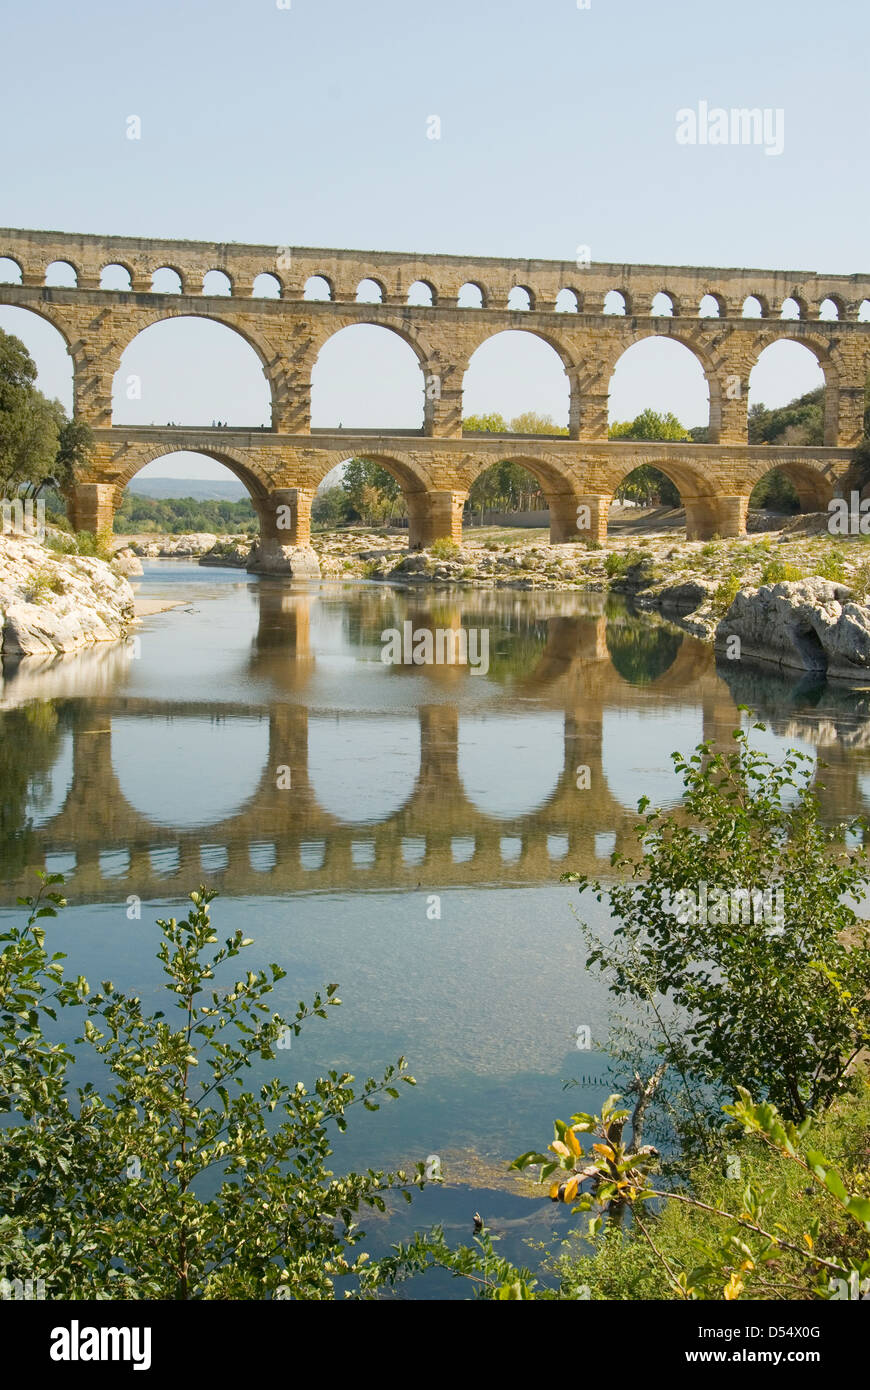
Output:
[0, 0, 866, 480]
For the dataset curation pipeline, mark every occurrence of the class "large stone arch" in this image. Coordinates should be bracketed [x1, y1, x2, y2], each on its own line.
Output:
[312, 448, 449, 547]
[747, 330, 861, 447]
[600, 452, 733, 540]
[461, 450, 587, 543]
[745, 455, 837, 513]
[112, 442, 273, 499]
[111, 309, 280, 427]
[0, 300, 79, 411]
[308, 318, 431, 432]
[605, 329, 716, 432]
[461, 325, 576, 433]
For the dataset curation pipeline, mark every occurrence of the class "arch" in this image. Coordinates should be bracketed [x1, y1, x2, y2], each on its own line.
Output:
[748, 340, 827, 425]
[407, 279, 435, 306]
[818, 296, 842, 321]
[303, 274, 333, 301]
[859, 300, 870, 323]
[507, 285, 533, 311]
[462, 329, 571, 430]
[742, 294, 766, 319]
[651, 291, 676, 317]
[112, 715, 269, 828]
[311, 324, 426, 430]
[100, 263, 132, 291]
[356, 277, 384, 304]
[603, 707, 703, 811]
[607, 336, 711, 434]
[112, 316, 273, 427]
[457, 281, 485, 308]
[0, 256, 23, 284]
[603, 289, 628, 315]
[464, 451, 586, 545]
[747, 458, 834, 514]
[458, 713, 563, 819]
[555, 288, 579, 313]
[0, 304, 75, 413]
[780, 295, 805, 320]
[698, 293, 723, 318]
[113, 445, 271, 505]
[151, 266, 183, 293]
[609, 464, 682, 518]
[202, 269, 232, 296]
[465, 456, 550, 527]
[325, 450, 432, 500]
[44, 260, 77, 288]
[252, 272, 282, 299]
[309, 716, 420, 824]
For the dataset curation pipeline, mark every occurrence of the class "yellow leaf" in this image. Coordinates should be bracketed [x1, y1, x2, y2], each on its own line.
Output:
[549, 1140, 570, 1157]
[549, 1183, 561, 1200]
[562, 1175, 580, 1203]
[803, 1233, 813, 1251]
[593, 1144, 615, 1160]
[724, 1273, 744, 1300]
[566, 1128, 582, 1158]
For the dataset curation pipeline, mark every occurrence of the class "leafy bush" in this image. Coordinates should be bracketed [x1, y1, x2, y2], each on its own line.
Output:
[760, 558, 804, 584]
[429, 538, 460, 560]
[813, 549, 848, 583]
[563, 730, 870, 1123]
[516, 1083, 870, 1300]
[74, 527, 115, 561]
[0, 881, 426, 1299]
[24, 568, 65, 603]
[712, 571, 741, 615]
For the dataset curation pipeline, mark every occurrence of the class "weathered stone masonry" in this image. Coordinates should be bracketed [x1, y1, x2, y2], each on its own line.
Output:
[1, 227, 868, 555]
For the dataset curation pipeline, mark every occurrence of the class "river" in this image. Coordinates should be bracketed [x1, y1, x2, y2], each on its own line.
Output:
[2, 563, 869, 1294]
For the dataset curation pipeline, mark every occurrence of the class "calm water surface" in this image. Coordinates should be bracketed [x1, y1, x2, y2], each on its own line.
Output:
[2, 563, 869, 1292]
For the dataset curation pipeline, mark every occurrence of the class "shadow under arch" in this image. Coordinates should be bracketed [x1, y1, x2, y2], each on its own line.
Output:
[464, 451, 588, 544]
[746, 457, 835, 513]
[605, 454, 722, 540]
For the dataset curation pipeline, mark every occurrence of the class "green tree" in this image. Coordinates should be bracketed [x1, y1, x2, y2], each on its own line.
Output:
[608, 410, 689, 507]
[341, 457, 403, 525]
[565, 730, 870, 1125]
[0, 328, 93, 500]
[462, 412, 508, 433]
[312, 485, 352, 529]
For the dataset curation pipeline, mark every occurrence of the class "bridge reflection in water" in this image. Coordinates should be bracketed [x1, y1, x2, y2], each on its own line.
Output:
[2, 580, 869, 908]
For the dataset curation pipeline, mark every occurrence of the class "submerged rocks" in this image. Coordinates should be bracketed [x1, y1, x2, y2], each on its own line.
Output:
[715, 577, 870, 682]
[0, 535, 135, 657]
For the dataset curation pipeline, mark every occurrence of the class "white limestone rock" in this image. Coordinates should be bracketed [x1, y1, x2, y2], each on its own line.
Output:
[715, 577, 870, 682]
[0, 535, 135, 657]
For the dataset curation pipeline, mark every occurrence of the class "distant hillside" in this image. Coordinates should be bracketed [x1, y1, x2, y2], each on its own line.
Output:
[127, 477, 248, 502]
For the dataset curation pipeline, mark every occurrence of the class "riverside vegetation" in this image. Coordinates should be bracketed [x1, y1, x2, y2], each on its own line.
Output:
[1, 730, 868, 1300]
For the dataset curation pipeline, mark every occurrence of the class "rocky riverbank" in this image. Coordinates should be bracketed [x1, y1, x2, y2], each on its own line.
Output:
[0, 533, 136, 657]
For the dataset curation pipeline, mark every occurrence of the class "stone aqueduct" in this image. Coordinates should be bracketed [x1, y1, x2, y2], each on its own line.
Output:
[1, 227, 869, 561]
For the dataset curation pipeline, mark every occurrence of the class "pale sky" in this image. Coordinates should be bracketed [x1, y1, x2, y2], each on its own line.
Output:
[0, 0, 860, 482]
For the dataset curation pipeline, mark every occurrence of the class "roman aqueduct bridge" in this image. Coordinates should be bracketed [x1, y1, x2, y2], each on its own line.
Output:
[1, 227, 868, 561]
